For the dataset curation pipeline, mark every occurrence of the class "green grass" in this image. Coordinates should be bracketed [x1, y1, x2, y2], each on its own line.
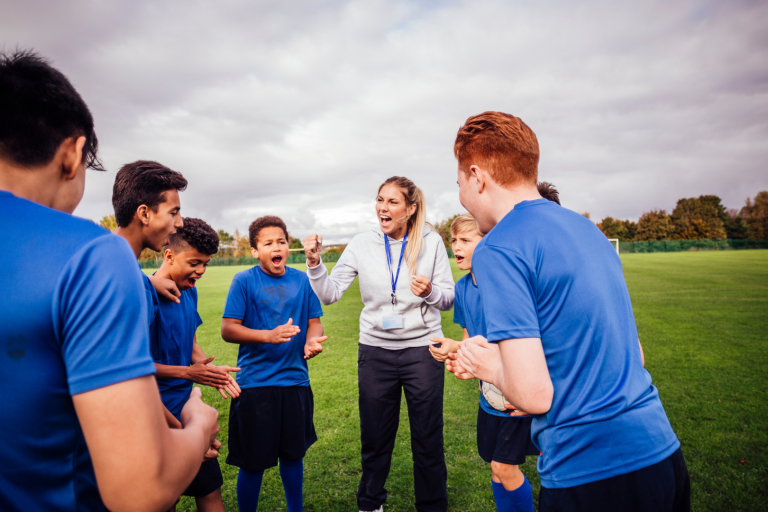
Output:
[150, 250, 768, 511]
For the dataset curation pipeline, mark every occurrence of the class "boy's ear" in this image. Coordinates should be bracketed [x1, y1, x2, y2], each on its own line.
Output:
[60, 136, 86, 180]
[469, 165, 486, 194]
[250, 246, 259, 259]
[164, 248, 174, 264]
[135, 205, 151, 227]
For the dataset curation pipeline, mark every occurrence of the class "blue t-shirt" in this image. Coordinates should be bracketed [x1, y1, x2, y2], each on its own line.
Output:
[150, 287, 203, 420]
[472, 199, 679, 489]
[223, 266, 323, 388]
[141, 271, 159, 327]
[453, 273, 508, 418]
[0, 191, 156, 511]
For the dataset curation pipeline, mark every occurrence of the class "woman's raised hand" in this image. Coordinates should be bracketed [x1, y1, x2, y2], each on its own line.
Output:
[411, 275, 433, 298]
[302, 234, 323, 267]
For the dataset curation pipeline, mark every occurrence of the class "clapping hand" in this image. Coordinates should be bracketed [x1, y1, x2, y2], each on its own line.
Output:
[304, 336, 328, 359]
[456, 336, 502, 384]
[269, 318, 301, 344]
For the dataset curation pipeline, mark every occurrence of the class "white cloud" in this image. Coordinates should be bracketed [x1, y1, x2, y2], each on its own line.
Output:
[3, 0, 766, 242]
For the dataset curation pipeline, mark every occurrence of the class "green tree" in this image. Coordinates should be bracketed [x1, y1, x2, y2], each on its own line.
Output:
[289, 237, 304, 254]
[596, 217, 637, 241]
[670, 196, 727, 240]
[217, 229, 234, 244]
[741, 191, 768, 240]
[98, 214, 117, 232]
[434, 214, 460, 249]
[725, 208, 749, 240]
[635, 209, 673, 241]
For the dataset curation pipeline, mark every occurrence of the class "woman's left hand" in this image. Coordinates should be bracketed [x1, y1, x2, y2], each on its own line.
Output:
[411, 275, 433, 298]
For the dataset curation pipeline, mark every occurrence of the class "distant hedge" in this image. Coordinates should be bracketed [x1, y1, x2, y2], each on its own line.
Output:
[139, 251, 343, 269]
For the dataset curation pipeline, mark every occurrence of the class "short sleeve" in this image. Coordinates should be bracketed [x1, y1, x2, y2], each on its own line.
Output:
[307, 284, 323, 319]
[472, 244, 541, 342]
[223, 274, 248, 320]
[54, 235, 156, 395]
[452, 289, 466, 327]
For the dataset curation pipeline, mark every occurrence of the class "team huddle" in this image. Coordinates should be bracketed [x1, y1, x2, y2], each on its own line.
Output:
[1, 49, 691, 512]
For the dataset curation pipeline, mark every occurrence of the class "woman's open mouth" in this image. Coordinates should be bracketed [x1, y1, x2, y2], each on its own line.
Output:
[379, 214, 392, 227]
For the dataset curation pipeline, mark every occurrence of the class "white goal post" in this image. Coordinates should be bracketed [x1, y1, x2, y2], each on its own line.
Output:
[608, 238, 620, 255]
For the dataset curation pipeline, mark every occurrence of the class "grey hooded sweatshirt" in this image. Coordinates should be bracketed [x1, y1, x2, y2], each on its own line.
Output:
[306, 225, 455, 349]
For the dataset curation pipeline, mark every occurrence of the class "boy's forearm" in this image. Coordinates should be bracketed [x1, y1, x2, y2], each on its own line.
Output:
[155, 363, 189, 380]
[306, 320, 324, 341]
[190, 339, 207, 364]
[221, 322, 273, 345]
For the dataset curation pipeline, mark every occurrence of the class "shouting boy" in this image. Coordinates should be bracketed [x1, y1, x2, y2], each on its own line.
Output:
[151, 217, 241, 511]
[431, 214, 537, 512]
[221, 215, 327, 512]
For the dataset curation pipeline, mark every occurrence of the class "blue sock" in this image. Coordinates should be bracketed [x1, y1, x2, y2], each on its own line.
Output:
[237, 468, 264, 512]
[279, 458, 303, 512]
[491, 474, 533, 512]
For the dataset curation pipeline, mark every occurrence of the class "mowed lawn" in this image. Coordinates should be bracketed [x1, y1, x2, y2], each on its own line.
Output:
[149, 249, 768, 512]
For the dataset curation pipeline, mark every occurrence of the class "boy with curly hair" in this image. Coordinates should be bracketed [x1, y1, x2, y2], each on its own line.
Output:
[151, 217, 240, 512]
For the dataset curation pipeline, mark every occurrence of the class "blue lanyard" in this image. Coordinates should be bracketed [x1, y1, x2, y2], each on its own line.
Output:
[384, 231, 408, 305]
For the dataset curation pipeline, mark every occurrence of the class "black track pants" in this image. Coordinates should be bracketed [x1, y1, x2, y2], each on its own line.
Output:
[356, 344, 448, 512]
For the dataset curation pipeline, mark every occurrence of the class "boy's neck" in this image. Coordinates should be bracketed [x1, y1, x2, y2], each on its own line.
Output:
[154, 261, 174, 283]
[115, 223, 147, 259]
[470, 269, 476, 285]
[259, 261, 286, 277]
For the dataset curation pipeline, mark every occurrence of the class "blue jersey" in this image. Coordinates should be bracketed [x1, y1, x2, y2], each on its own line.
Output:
[141, 271, 159, 327]
[150, 286, 203, 420]
[223, 266, 323, 388]
[473, 199, 679, 489]
[453, 273, 508, 418]
[0, 191, 155, 511]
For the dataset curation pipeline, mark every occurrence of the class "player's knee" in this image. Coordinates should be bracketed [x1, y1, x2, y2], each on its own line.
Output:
[491, 460, 520, 481]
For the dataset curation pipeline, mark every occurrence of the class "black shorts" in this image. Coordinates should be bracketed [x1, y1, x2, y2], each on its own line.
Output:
[477, 407, 539, 465]
[539, 447, 691, 512]
[182, 458, 223, 498]
[226, 385, 317, 472]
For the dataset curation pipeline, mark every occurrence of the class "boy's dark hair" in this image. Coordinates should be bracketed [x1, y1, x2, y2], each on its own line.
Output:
[0, 49, 103, 170]
[249, 215, 288, 249]
[169, 217, 219, 256]
[538, 181, 561, 205]
[112, 160, 188, 227]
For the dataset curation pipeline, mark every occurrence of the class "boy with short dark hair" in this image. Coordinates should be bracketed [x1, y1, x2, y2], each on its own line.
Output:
[221, 215, 327, 512]
[0, 49, 218, 512]
[151, 217, 241, 512]
[431, 214, 537, 512]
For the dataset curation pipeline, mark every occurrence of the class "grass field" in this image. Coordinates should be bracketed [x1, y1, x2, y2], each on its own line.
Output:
[149, 249, 768, 511]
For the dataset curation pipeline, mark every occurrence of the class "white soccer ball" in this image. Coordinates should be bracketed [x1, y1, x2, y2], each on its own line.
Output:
[481, 381, 513, 412]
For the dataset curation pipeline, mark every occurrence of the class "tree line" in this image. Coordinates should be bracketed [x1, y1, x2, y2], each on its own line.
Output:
[594, 191, 767, 242]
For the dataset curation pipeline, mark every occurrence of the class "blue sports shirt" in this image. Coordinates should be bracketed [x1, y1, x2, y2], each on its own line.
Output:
[141, 271, 159, 327]
[150, 286, 203, 420]
[453, 273, 508, 418]
[472, 199, 679, 489]
[0, 191, 156, 511]
[223, 266, 323, 388]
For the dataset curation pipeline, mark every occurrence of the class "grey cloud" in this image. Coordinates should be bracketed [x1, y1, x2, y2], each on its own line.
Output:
[2, 0, 766, 242]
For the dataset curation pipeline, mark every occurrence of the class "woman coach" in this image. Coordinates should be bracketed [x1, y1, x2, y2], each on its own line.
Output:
[302, 176, 455, 512]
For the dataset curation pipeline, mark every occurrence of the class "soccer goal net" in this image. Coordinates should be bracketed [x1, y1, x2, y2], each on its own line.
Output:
[608, 238, 619, 255]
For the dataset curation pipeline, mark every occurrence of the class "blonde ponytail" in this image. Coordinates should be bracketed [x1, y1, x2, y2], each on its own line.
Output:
[378, 176, 429, 276]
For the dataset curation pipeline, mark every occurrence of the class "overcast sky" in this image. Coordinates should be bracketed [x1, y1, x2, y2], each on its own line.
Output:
[3, 0, 767, 242]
